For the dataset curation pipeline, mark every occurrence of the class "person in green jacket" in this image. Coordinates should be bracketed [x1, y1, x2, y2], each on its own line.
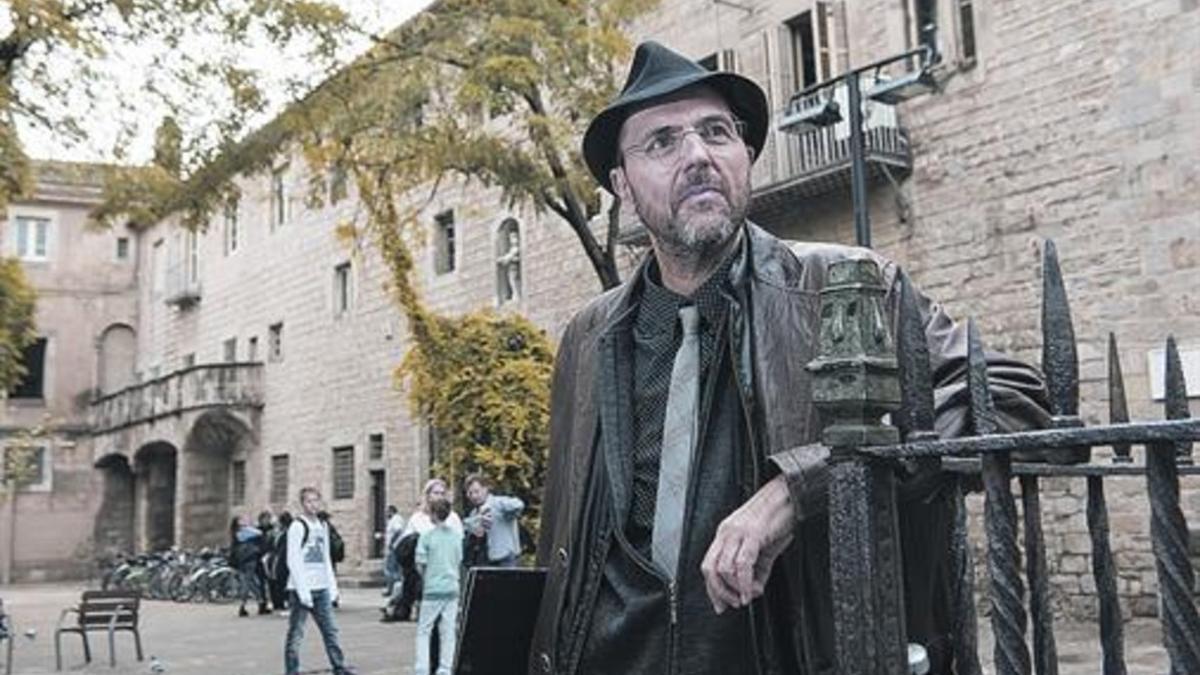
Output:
[413, 495, 463, 675]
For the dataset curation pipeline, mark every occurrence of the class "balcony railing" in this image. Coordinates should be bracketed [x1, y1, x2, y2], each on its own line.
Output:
[750, 78, 912, 226]
[165, 262, 202, 308]
[89, 362, 263, 433]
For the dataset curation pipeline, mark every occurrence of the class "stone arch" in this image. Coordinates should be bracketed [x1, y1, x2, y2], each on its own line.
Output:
[495, 217, 522, 304]
[97, 323, 136, 394]
[94, 453, 136, 555]
[133, 441, 178, 552]
[179, 409, 254, 548]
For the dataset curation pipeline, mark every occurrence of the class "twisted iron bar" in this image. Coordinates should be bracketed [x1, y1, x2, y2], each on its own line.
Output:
[1020, 237, 1072, 674]
[968, 320, 1030, 675]
[1085, 476, 1126, 675]
[1145, 440, 1200, 673]
[861, 419, 1200, 459]
[950, 480, 983, 675]
[1094, 334, 1129, 675]
[1019, 476, 1058, 675]
[1148, 337, 1199, 673]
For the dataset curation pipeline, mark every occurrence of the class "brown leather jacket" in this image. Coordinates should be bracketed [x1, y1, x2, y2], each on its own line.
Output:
[529, 223, 1049, 674]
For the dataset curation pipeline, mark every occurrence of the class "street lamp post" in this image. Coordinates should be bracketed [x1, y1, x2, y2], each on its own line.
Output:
[846, 74, 872, 248]
[778, 44, 939, 249]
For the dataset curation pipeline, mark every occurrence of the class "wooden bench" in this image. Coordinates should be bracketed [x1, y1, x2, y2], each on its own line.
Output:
[54, 590, 144, 670]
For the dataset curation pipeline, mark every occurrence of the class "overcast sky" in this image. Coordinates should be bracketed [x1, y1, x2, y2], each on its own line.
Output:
[17, 0, 434, 166]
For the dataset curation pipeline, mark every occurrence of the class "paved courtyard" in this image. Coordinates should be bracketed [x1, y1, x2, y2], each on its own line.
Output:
[0, 582, 1174, 674]
[1, 584, 417, 675]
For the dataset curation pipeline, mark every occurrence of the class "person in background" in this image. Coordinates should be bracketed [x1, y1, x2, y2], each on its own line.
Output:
[384, 479, 463, 622]
[256, 510, 276, 611]
[380, 505, 405, 598]
[284, 487, 355, 675]
[463, 473, 524, 568]
[267, 511, 292, 611]
[413, 495, 462, 675]
[229, 514, 268, 617]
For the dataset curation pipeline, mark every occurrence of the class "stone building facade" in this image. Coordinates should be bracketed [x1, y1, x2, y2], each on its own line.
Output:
[3, 0, 1195, 618]
[1, 162, 139, 581]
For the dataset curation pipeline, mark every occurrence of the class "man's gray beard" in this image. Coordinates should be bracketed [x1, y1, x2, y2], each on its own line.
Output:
[643, 205, 745, 261]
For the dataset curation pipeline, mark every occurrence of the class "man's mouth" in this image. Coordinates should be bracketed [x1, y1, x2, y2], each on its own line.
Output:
[676, 184, 725, 207]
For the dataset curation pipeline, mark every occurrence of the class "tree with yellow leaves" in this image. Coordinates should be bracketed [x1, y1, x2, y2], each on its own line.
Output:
[298, 0, 660, 290]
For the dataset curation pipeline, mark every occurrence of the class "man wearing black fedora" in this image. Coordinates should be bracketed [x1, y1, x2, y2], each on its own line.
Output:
[529, 41, 1049, 674]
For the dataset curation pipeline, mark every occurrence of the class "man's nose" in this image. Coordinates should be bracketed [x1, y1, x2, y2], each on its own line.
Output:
[676, 129, 715, 168]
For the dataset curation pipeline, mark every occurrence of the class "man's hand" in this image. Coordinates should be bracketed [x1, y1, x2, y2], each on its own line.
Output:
[700, 475, 794, 614]
[297, 592, 313, 609]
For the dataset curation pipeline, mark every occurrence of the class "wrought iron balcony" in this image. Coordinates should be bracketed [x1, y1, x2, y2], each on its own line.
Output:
[89, 362, 263, 433]
[750, 78, 912, 228]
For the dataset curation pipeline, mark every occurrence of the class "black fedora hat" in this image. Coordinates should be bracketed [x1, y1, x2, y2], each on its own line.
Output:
[582, 40, 769, 193]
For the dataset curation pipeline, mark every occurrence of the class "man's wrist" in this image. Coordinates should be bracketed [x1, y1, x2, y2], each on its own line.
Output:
[758, 475, 794, 544]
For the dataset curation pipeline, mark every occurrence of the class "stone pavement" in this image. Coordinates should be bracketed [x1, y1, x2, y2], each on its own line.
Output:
[1, 584, 417, 675]
[0, 582, 1175, 674]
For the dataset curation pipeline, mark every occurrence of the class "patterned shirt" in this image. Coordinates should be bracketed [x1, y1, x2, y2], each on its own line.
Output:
[626, 247, 737, 552]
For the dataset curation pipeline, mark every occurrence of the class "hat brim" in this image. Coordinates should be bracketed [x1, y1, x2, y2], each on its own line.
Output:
[583, 71, 769, 193]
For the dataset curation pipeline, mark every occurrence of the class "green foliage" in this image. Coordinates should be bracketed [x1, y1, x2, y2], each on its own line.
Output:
[0, 0, 352, 211]
[309, 1, 657, 541]
[286, 0, 659, 290]
[397, 310, 554, 542]
[0, 420, 47, 497]
[0, 257, 37, 394]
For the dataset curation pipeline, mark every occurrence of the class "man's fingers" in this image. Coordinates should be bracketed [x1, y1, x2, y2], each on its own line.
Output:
[732, 538, 758, 604]
[701, 535, 742, 613]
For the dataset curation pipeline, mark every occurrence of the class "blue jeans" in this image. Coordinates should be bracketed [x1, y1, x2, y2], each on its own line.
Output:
[284, 589, 347, 675]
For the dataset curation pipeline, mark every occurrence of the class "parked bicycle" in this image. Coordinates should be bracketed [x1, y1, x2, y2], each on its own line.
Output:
[97, 549, 244, 604]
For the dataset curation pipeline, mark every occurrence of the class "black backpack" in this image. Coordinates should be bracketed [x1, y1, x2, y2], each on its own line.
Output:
[327, 521, 346, 564]
[271, 519, 310, 583]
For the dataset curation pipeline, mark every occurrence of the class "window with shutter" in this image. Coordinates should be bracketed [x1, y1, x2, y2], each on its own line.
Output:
[332, 446, 355, 500]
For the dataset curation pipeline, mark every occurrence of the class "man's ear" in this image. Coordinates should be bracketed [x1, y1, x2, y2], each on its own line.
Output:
[610, 165, 633, 205]
[745, 144, 756, 163]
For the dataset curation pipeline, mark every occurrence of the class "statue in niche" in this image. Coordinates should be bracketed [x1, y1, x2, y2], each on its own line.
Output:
[496, 223, 522, 303]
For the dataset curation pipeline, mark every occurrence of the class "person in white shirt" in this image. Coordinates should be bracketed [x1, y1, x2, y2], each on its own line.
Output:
[403, 479, 464, 538]
[283, 487, 355, 675]
[383, 479, 464, 622]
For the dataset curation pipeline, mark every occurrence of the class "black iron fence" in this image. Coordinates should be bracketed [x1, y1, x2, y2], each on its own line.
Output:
[813, 241, 1198, 674]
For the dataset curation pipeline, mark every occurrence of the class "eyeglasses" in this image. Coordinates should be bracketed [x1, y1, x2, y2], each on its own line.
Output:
[622, 117, 747, 163]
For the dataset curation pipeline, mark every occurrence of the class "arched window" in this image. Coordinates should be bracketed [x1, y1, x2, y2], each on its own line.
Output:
[97, 324, 137, 394]
[495, 218, 522, 304]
